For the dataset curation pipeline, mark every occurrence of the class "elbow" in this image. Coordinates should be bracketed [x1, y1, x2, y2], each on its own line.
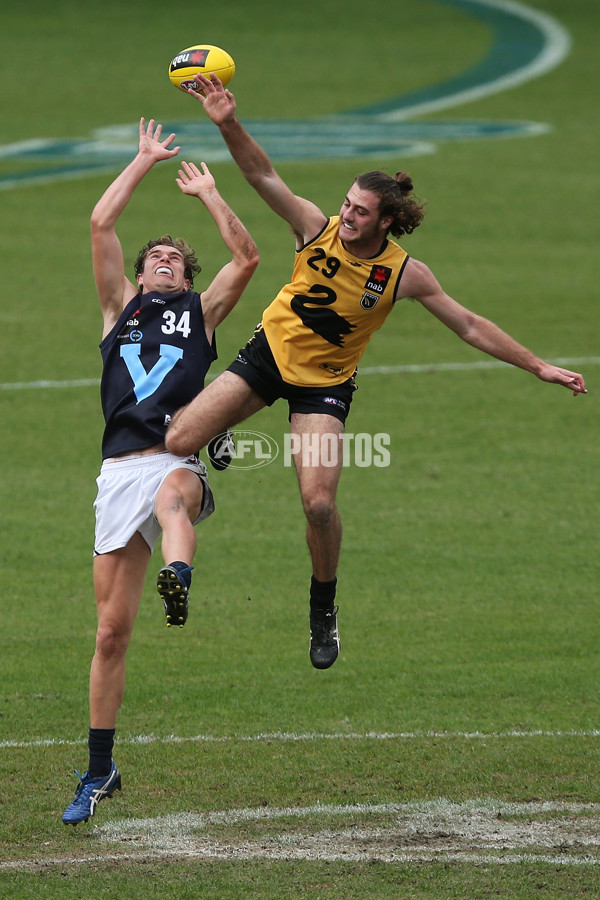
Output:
[244, 240, 260, 270]
[90, 211, 102, 235]
[457, 312, 481, 345]
[239, 248, 260, 279]
[90, 204, 112, 235]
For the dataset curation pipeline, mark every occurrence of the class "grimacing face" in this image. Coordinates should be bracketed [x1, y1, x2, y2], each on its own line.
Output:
[137, 245, 190, 293]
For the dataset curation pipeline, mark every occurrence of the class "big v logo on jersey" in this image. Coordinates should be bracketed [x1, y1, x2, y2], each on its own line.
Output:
[120, 343, 183, 403]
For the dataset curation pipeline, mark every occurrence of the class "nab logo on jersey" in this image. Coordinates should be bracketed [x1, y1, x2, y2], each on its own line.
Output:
[365, 265, 392, 295]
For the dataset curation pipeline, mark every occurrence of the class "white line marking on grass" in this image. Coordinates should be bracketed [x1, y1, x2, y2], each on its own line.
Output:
[4, 800, 600, 870]
[4, 728, 600, 750]
[95, 798, 600, 863]
[94, 799, 600, 863]
[359, 356, 600, 376]
[0, 377, 100, 390]
[2, 357, 599, 392]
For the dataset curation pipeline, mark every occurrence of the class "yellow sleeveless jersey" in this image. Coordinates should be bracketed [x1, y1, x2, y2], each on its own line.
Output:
[261, 216, 408, 386]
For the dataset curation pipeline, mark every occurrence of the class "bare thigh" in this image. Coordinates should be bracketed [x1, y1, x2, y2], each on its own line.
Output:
[290, 413, 345, 506]
[167, 371, 267, 456]
[93, 532, 151, 635]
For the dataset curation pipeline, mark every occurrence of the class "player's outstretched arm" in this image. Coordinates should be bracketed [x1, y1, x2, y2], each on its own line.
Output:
[188, 73, 326, 245]
[91, 118, 181, 335]
[400, 258, 587, 397]
[176, 159, 259, 335]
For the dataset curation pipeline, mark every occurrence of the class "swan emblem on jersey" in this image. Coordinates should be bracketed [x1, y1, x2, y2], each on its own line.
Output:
[290, 284, 356, 347]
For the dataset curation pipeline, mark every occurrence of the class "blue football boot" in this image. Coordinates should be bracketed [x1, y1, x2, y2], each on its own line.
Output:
[62, 761, 121, 825]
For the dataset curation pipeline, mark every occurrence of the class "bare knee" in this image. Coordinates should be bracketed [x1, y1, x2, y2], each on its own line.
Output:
[157, 483, 185, 515]
[95, 622, 130, 662]
[303, 494, 336, 530]
[156, 470, 203, 524]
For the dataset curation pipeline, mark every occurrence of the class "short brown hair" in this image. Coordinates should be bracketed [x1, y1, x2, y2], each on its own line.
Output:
[134, 235, 201, 289]
[354, 171, 425, 237]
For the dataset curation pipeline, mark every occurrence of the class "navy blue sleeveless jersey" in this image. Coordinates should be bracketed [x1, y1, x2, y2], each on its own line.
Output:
[99, 289, 217, 459]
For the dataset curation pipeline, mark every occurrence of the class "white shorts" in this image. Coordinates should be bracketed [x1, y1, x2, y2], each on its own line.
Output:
[93, 451, 214, 555]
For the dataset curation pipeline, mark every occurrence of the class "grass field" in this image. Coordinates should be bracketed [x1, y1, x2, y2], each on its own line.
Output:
[1, 0, 599, 896]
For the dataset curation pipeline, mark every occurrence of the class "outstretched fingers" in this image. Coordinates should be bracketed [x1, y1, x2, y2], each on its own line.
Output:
[187, 73, 236, 125]
[139, 117, 180, 156]
[175, 160, 215, 196]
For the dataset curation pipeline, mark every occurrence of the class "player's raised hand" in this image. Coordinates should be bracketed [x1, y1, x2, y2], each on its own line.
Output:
[188, 73, 236, 125]
[175, 160, 216, 199]
[138, 117, 180, 161]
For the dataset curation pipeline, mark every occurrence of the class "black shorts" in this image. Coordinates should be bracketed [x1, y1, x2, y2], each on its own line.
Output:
[227, 327, 357, 424]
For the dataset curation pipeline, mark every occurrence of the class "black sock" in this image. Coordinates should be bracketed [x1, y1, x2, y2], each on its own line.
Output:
[310, 575, 337, 612]
[88, 728, 115, 778]
[169, 560, 194, 588]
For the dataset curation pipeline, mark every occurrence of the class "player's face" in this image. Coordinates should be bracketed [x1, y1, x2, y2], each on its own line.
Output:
[138, 245, 190, 293]
[338, 184, 392, 252]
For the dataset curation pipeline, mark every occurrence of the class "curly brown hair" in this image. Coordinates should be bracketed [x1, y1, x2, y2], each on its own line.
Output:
[134, 235, 202, 290]
[354, 171, 425, 237]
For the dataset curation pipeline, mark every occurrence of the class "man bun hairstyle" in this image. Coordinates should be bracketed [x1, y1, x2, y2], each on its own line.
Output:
[354, 171, 425, 237]
[134, 235, 202, 290]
